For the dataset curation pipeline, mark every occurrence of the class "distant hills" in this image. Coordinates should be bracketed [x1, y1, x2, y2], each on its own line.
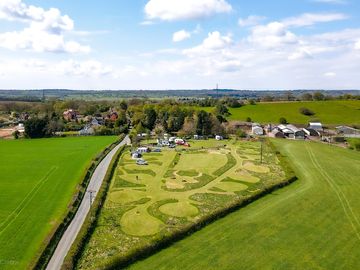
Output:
[0, 89, 359, 101]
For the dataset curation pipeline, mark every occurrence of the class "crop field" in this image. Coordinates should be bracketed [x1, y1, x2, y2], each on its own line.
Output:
[229, 100, 360, 124]
[77, 139, 290, 269]
[200, 100, 360, 125]
[0, 136, 117, 270]
[126, 140, 360, 270]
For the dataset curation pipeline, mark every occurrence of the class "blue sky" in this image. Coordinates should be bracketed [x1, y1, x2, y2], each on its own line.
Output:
[0, 0, 360, 90]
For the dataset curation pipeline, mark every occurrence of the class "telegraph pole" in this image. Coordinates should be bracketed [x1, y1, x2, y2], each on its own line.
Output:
[260, 138, 264, 164]
[88, 190, 96, 209]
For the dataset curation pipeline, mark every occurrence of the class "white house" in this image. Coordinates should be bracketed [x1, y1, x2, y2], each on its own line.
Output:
[79, 125, 95, 136]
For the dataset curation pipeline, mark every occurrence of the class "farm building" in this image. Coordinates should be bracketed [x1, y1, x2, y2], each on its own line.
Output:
[277, 124, 305, 139]
[252, 123, 264, 136]
[277, 125, 295, 138]
[336, 126, 360, 138]
[269, 129, 285, 138]
[303, 128, 320, 137]
[287, 125, 306, 140]
[309, 122, 323, 132]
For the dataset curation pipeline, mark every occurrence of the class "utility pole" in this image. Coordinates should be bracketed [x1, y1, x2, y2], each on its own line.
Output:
[216, 83, 219, 99]
[88, 190, 96, 209]
[260, 138, 264, 164]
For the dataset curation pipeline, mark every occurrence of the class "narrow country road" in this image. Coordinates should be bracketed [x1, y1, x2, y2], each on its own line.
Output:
[46, 135, 130, 270]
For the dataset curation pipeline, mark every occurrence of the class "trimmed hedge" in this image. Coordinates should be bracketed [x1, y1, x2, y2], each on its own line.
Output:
[61, 144, 127, 270]
[32, 134, 126, 270]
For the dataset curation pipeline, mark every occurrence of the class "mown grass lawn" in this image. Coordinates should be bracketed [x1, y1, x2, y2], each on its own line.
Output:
[0, 136, 117, 270]
[126, 140, 360, 270]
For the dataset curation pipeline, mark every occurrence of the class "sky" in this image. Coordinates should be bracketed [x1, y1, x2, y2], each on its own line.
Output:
[0, 0, 360, 90]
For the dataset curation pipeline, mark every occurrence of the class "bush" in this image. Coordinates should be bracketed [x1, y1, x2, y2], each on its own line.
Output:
[299, 107, 315, 116]
[236, 129, 247, 139]
[279, 117, 288, 124]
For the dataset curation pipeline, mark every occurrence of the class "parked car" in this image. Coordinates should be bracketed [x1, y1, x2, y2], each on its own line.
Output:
[136, 159, 148, 165]
[168, 144, 176, 148]
[153, 148, 162, 152]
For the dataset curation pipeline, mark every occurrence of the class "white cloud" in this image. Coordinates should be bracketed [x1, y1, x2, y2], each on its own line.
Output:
[0, 0, 89, 53]
[173, 30, 191, 42]
[288, 48, 313, 60]
[355, 40, 360, 50]
[313, 0, 347, 4]
[144, 0, 232, 21]
[249, 22, 298, 48]
[324, 72, 337, 77]
[57, 60, 113, 77]
[283, 13, 348, 27]
[184, 31, 232, 56]
[238, 15, 266, 27]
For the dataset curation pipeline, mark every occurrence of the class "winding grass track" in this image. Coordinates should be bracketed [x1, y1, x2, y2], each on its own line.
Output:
[0, 136, 117, 270]
[127, 140, 360, 270]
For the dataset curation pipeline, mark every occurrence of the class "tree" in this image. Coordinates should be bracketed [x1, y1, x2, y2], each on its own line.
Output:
[215, 104, 230, 116]
[24, 118, 48, 138]
[13, 130, 20, 139]
[279, 117, 288, 124]
[154, 123, 165, 138]
[301, 93, 313, 101]
[143, 107, 157, 130]
[262, 95, 274, 102]
[46, 119, 64, 135]
[115, 110, 127, 127]
[181, 116, 196, 136]
[248, 99, 256, 105]
[246, 117, 252, 123]
[236, 129, 247, 139]
[211, 115, 225, 136]
[195, 111, 212, 135]
[119, 100, 128, 111]
[313, 91, 325, 101]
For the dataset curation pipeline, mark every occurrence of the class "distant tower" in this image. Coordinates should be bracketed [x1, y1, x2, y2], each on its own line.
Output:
[216, 83, 219, 99]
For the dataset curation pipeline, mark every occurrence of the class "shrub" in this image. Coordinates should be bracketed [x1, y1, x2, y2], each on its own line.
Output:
[299, 107, 315, 116]
[279, 117, 288, 124]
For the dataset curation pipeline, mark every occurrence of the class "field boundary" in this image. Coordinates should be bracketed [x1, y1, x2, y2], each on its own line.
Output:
[61, 145, 128, 270]
[76, 139, 298, 270]
[31, 134, 125, 270]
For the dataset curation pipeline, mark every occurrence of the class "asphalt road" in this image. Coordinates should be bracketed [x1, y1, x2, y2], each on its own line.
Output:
[46, 135, 130, 270]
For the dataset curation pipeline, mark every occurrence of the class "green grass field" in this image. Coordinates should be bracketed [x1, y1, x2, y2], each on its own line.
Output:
[77, 139, 288, 269]
[0, 136, 117, 270]
[126, 140, 360, 270]
[201, 100, 360, 125]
